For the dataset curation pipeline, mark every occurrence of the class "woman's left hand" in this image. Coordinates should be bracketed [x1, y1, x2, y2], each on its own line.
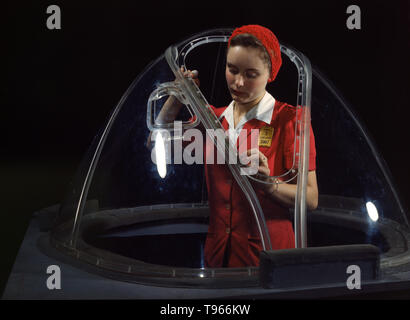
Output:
[242, 148, 274, 194]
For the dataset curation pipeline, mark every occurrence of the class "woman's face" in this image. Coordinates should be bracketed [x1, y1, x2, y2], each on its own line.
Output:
[225, 45, 270, 105]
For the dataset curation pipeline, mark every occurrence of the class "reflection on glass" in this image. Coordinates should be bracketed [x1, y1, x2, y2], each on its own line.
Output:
[154, 130, 167, 178]
[366, 201, 379, 222]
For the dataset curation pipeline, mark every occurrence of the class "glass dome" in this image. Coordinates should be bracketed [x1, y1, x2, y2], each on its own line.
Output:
[49, 29, 410, 288]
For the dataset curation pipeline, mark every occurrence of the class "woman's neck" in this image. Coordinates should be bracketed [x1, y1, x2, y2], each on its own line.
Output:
[234, 91, 266, 114]
[233, 91, 266, 128]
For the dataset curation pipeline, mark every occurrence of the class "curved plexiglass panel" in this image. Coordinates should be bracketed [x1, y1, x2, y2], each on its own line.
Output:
[50, 28, 410, 288]
[310, 69, 410, 269]
[51, 30, 283, 287]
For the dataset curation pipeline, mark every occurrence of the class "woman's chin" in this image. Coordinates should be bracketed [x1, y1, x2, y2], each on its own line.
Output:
[231, 95, 247, 103]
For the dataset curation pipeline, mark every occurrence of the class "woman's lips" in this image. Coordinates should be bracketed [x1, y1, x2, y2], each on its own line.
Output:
[231, 89, 245, 96]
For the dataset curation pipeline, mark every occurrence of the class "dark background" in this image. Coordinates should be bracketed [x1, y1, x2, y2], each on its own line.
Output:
[2, 0, 410, 297]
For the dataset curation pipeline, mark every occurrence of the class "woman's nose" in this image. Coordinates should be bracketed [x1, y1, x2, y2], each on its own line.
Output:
[235, 74, 244, 87]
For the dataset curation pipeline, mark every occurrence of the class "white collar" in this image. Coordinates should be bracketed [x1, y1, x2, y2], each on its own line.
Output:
[219, 91, 275, 129]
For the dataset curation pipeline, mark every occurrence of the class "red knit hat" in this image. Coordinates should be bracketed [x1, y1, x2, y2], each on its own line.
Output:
[228, 25, 282, 83]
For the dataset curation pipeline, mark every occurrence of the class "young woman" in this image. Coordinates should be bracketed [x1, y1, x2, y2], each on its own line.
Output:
[154, 25, 318, 268]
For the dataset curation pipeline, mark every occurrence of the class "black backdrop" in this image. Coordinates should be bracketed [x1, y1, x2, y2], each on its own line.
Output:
[2, 0, 410, 296]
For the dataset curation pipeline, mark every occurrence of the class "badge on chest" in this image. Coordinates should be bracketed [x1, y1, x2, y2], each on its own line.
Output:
[258, 126, 274, 148]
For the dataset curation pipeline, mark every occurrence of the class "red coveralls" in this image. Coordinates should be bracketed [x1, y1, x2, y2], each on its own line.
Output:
[203, 100, 316, 268]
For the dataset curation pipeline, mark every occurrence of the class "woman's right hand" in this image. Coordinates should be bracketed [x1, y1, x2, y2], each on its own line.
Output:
[180, 67, 200, 86]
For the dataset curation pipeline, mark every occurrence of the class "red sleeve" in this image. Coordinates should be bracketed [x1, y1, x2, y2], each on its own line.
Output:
[187, 104, 220, 123]
[283, 107, 316, 171]
[183, 105, 219, 147]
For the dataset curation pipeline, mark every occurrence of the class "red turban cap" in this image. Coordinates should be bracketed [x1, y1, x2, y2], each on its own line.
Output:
[228, 25, 282, 83]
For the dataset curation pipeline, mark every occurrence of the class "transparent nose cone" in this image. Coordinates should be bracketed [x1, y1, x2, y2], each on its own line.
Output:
[50, 28, 410, 288]
[309, 68, 410, 270]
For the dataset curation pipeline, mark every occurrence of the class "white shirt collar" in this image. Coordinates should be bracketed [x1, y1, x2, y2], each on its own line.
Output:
[219, 91, 276, 130]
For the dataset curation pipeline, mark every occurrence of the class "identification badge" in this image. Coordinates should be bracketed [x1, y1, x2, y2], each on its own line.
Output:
[258, 126, 274, 147]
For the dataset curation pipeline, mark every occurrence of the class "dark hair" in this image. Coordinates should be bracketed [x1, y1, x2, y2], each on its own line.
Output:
[228, 33, 272, 73]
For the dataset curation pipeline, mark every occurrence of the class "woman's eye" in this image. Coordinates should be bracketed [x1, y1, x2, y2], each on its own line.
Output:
[247, 73, 258, 78]
[229, 68, 238, 74]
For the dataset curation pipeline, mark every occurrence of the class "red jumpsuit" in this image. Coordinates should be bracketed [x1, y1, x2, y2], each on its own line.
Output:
[202, 100, 317, 268]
